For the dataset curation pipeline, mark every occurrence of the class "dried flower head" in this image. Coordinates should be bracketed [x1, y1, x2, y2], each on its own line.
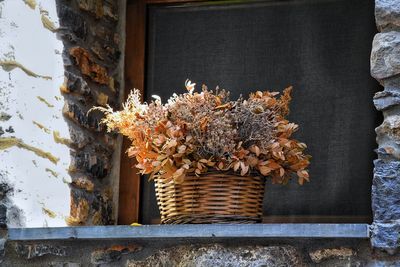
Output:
[96, 81, 310, 185]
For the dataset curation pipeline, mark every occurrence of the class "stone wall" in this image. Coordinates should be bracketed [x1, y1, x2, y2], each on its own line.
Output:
[370, 0, 400, 252]
[55, 0, 125, 226]
[2, 238, 400, 266]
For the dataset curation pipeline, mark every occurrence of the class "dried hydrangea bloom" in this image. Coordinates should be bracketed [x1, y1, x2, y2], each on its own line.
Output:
[96, 81, 310, 185]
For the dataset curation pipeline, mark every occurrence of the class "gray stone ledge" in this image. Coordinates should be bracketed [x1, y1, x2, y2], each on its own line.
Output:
[7, 224, 369, 241]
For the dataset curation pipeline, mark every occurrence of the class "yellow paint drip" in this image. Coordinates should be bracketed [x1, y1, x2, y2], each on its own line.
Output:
[37, 96, 54, 108]
[33, 121, 51, 134]
[0, 137, 19, 150]
[0, 137, 59, 164]
[53, 131, 72, 147]
[45, 168, 58, 178]
[23, 0, 37, 9]
[0, 60, 51, 80]
[41, 14, 57, 32]
[42, 207, 56, 218]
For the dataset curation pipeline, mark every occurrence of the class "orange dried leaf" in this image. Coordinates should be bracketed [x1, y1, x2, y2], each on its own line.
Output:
[259, 166, 272, 176]
[233, 161, 240, 172]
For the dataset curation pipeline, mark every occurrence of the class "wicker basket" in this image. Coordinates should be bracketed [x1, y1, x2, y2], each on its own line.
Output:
[154, 172, 265, 224]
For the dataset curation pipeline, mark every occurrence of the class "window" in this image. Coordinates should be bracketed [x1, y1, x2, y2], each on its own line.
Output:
[121, 0, 380, 224]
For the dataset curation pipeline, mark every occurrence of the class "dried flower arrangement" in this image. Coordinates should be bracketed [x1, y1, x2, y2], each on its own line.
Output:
[96, 80, 311, 185]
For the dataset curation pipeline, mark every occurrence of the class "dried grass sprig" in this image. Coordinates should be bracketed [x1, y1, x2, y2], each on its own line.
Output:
[97, 81, 310, 185]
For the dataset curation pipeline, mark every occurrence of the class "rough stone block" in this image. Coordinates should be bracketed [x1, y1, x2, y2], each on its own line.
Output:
[309, 247, 356, 263]
[56, 3, 87, 41]
[67, 197, 90, 226]
[15, 243, 67, 259]
[103, 0, 118, 21]
[374, 90, 400, 111]
[69, 47, 111, 85]
[67, 124, 95, 149]
[48, 263, 81, 267]
[90, 25, 114, 44]
[70, 149, 110, 179]
[371, 32, 400, 80]
[376, 0, 400, 32]
[92, 189, 114, 225]
[370, 222, 400, 251]
[372, 159, 400, 222]
[383, 76, 400, 90]
[91, 245, 140, 265]
[62, 71, 91, 96]
[376, 115, 400, 143]
[77, 0, 104, 18]
[62, 100, 104, 132]
[71, 176, 95, 192]
[127, 245, 302, 267]
[78, 0, 118, 21]
[71, 152, 110, 179]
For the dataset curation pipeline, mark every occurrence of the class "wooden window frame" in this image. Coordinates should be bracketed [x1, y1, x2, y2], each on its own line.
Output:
[120, 0, 205, 224]
[120, 0, 372, 224]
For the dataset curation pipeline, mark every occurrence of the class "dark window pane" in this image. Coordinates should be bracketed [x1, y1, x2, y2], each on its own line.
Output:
[141, 0, 380, 223]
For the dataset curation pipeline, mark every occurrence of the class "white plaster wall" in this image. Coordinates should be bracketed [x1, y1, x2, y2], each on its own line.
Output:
[0, 0, 70, 227]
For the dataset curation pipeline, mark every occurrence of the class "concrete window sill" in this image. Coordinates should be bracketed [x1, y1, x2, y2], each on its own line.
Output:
[8, 224, 369, 241]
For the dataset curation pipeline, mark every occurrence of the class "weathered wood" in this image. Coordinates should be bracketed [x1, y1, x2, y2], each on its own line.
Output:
[119, 0, 147, 225]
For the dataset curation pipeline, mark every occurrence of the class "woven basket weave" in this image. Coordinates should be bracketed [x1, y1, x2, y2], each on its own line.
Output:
[154, 172, 265, 224]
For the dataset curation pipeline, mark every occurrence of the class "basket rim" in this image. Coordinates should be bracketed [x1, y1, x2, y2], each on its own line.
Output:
[154, 168, 264, 181]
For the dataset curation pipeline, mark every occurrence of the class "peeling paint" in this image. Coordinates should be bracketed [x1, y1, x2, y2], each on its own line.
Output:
[33, 120, 51, 134]
[0, 137, 59, 164]
[5, 126, 14, 133]
[53, 131, 72, 147]
[37, 96, 54, 108]
[45, 168, 58, 178]
[42, 207, 56, 218]
[0, 60, 51, 80]
[40, 8, 57, 32]
[0, 112, 11, 121]
[23, 0, 37, 10]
